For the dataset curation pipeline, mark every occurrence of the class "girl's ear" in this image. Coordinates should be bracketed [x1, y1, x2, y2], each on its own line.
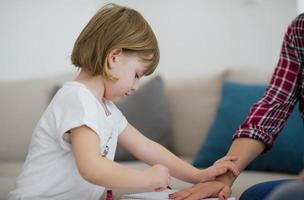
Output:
[107, 48, 122, 68]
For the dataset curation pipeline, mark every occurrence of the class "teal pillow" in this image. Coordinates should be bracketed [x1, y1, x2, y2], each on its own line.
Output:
[193, 81, 304, 174]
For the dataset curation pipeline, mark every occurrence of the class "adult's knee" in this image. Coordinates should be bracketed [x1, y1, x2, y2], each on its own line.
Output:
[239, 180, 290, 200]
[239, 185, 262, 200]
[265, 181, 304, 200]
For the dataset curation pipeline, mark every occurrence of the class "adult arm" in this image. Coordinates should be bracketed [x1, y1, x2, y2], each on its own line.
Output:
[171, 13, 304, 200]
[220, 13, 304, 187]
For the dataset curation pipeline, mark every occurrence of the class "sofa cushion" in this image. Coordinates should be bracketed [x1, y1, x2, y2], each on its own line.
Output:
[225, 67, 273, 84]
[164, 70, 226, 157]
[193, 81, 304, 174]
[115, 75, 172, 161]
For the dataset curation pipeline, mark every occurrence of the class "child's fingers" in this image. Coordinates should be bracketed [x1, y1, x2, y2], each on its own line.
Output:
[214, 161, 239, 177]
[214, 156, 238, 164]
[168, 174, 171, 186]
[223, 162, 239, 177]
[211, 167, 228, 178]
[155, 187, 166, 192]
[214, 156, 237, 164]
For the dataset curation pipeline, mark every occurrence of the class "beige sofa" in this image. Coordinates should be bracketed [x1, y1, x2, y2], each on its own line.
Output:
[0, 68, 296, 200]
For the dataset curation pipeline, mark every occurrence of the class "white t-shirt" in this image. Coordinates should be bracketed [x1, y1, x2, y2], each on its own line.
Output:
[8, 81, 128, 200]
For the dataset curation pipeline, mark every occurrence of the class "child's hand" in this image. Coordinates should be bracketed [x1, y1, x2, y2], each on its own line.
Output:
[198, 156, 239, 182]
[143, 164, 170, 191]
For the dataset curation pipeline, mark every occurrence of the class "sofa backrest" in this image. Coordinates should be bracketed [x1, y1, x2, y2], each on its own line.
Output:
[0, 73, 75, 161]
[0, 67, 274, 161]
[164, 71, 226, 156]
[163, 67, 274, 157]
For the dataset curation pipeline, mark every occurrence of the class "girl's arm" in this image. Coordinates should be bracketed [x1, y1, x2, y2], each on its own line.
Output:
[118, 124, 239, 184]
[70, 125, 169, 190]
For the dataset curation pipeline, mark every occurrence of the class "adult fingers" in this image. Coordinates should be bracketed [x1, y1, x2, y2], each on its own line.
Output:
[183, 192, 210, 200]
[218, 186, 231, 200]
[169, 190, 192, 200]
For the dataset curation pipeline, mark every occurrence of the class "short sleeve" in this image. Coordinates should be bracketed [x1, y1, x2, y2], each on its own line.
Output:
[52, 88, 104, 151]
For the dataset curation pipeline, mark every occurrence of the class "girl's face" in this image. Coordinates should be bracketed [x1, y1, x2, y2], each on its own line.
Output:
[103, 50, 149, 101]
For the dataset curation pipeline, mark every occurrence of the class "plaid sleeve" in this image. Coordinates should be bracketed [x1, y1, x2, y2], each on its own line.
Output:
[232, 14, 304, 152]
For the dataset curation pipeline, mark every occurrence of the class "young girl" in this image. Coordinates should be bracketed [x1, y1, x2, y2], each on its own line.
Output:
[8, 3, 239, 200]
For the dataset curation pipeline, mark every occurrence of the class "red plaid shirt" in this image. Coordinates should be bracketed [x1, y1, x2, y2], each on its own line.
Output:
[233, 14, 304, 151]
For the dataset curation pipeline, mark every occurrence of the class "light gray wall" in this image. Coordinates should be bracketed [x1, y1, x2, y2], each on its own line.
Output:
[298, 0, 304, 13]
[0, 0, 297, 81]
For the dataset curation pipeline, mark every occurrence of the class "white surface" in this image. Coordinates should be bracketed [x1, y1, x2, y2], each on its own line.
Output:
[120, 189, 235, 200]
[0, 0, 297, 81]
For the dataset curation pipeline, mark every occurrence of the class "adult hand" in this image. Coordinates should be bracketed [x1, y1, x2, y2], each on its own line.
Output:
[299, 169, 304, 181]
[168, 181, 231, 200]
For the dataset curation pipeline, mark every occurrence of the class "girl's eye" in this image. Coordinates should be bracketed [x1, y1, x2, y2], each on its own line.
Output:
[135, 74, 139, 79]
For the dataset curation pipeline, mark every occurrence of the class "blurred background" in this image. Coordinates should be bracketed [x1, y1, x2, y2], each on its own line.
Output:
[0, 0, 301, 81]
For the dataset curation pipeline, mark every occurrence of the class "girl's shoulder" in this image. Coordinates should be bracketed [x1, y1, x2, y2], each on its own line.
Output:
[55, 81, 96, 102]
[50, 81, 100, 112]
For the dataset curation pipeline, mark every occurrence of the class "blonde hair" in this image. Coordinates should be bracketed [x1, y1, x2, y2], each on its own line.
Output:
[71, 3, 159, 80]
